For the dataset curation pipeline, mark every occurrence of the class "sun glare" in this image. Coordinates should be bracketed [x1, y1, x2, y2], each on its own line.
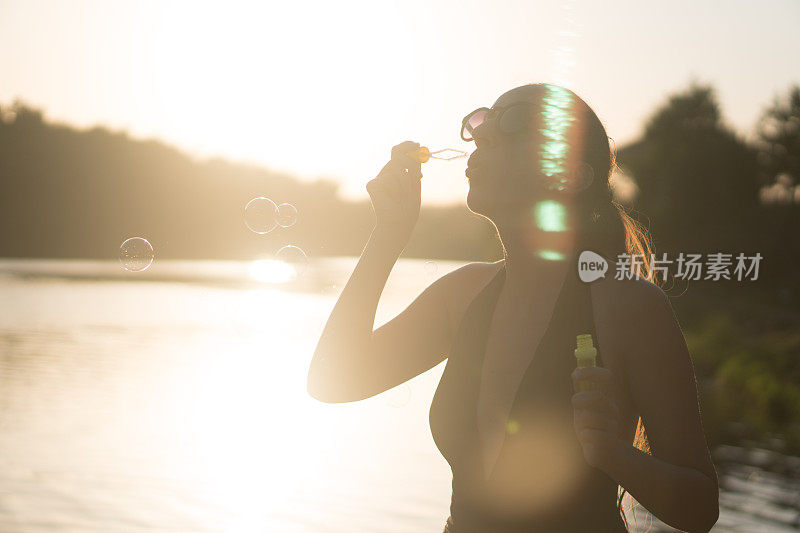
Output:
[148, 1, 413, 187]
[249, 259, 295, 283]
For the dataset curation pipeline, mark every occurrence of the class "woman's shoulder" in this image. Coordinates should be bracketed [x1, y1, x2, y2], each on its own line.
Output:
[590, 270, 678, 378]
[440, 259, 504, 300]
[440, 258, 504, 285]
[591, 269, 668, 317]
[439, 259, 505, 338]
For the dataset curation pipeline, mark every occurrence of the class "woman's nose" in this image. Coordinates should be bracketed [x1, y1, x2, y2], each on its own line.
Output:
[472, 118, 497, 147]
[472, 120, 497, 148]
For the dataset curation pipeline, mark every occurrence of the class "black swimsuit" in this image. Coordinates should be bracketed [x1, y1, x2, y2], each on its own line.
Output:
[429, 252, 627, 532]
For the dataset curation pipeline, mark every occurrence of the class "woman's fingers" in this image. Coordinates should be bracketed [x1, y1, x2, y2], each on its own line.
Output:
[391, 141, 422, 174]
[574, 408, 619, 433]
[376, 141, 421, 208]
[571, 366, 616, 396]
[571, 366, 613, 386]
[374, 160, 404, 201]
[573, 402, 621, 470]
[572, 390, 617, 412]
[380, 142, 422, 196]
[391, 141, 422, 201]
[571, 390, 619, 416]
[571, 367, 622, 470]
[367, 140, 423, 244]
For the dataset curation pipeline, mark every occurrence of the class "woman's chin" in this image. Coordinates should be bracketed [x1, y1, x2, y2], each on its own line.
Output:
[469, 189, 535, 218]
[466, 188, 494, 216]
[466, 189, 482, 214]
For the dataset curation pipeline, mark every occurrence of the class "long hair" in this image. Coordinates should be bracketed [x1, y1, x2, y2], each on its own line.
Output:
[516, 83, 656, 530]
[569, 85, 655, 531]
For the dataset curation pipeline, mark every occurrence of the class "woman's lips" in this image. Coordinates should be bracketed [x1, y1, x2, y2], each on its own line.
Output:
[466, 165, 483, 180]
[466, 152, 482, 180]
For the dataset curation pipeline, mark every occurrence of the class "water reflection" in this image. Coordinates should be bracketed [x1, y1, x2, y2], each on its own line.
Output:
[0, 259, 796, 532]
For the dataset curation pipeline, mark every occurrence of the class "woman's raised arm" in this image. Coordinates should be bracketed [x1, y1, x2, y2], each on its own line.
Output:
[307, 226, 460, 403]
[308, 140, 457, 403]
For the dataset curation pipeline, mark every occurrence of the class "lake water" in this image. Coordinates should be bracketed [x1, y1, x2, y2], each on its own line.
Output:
[0, 258, 797, 532]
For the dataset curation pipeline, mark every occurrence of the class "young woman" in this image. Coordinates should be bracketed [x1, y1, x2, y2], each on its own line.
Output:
[308, 83, 719, 532]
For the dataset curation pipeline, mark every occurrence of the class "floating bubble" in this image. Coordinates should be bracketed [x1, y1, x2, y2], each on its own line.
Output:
[424, 260, 438, 276]
[119, 237, 154, 272]
[275, 245, 308, 280]
[244, 197, 278, 234]
[275, 203, 298, 228]
[384, 383, 411, 408]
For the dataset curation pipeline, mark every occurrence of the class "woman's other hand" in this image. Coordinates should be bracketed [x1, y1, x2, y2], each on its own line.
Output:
[571, 366, 622, 471]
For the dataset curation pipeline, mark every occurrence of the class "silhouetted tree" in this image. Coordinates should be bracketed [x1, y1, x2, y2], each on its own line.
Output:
[617, 82, 760, 251]
[755, 85, 800, 193]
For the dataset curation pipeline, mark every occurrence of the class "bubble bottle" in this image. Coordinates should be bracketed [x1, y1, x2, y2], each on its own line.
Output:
[574, 333, 599, 391]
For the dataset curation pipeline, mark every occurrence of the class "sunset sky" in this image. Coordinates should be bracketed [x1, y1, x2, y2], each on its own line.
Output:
[2, 0, 798, 205]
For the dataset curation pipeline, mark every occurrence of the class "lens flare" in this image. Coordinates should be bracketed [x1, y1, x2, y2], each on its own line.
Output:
[537, 250, 567, 261]
[538, 85, 576, 193]
[532, 200, 568, 232]
[538, 0, 583, 193]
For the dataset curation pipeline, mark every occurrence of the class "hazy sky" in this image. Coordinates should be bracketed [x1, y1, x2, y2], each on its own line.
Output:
[2, 0, 798, 205]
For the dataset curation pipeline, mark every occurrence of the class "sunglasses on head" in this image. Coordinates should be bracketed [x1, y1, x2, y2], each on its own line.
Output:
[460, 102, 539, 142]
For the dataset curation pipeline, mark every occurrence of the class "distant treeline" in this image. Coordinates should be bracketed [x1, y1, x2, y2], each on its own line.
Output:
[1, 82, 799, 282]
[0, 106, 502, 263]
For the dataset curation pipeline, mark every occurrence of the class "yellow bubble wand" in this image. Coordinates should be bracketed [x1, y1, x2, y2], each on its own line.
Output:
[405, 146, 468, 163]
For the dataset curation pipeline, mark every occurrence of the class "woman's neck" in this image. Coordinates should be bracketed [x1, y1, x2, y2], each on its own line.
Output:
[495, 217, 578, 294]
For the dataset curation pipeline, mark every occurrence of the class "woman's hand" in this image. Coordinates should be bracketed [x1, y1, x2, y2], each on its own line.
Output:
[366, 141, 423, 251]
[571, 366, 623, 472]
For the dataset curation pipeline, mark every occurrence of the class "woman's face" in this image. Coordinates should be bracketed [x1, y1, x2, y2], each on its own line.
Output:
[466, 87, 546, 219]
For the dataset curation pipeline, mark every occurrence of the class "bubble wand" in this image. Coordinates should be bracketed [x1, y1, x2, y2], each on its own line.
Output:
[406, 147, 468, 163]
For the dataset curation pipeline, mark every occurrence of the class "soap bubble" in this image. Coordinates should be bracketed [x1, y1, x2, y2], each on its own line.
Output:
[384, 383, 411, 408]
[424, 260, 438, 276]
[275, 245, 308, 280]
[119, 237, 154, 272]
[275, 203, 298, 228]
[244, 197, 278, 234]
